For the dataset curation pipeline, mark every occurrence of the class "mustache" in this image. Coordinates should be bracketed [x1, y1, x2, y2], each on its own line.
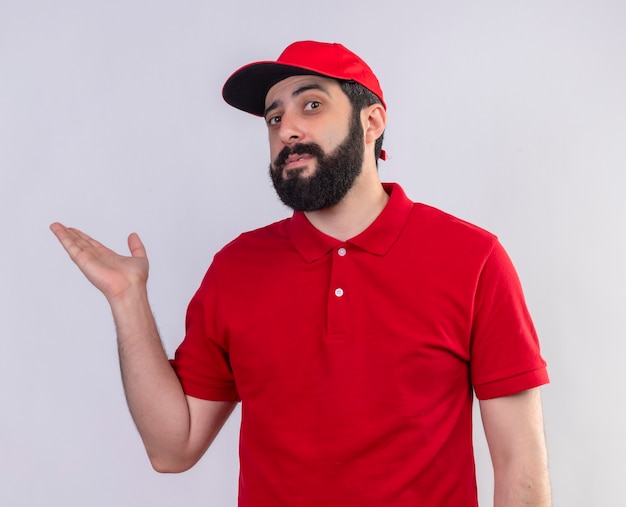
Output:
[272, 142, 325, 170]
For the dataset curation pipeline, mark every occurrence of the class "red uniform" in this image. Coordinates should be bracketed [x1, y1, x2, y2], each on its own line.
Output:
[171, 183, 548, 506]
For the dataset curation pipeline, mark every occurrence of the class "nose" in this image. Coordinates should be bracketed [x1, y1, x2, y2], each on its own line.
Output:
[277, 112, 303, 146]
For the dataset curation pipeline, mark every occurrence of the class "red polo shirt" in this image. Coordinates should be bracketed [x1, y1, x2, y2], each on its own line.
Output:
[171, 183, 548, 506]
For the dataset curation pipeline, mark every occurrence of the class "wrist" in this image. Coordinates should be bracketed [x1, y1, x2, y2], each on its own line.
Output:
[107, 282, 150, 314]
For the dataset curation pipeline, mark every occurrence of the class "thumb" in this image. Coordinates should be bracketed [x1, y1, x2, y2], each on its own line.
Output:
[127, 232, 147, 259]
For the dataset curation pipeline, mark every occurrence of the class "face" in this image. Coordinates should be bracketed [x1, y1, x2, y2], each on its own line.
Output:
[264, 76, 365, 212]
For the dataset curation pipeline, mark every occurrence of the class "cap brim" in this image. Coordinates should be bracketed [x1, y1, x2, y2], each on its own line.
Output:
[222, 62, 332, 117]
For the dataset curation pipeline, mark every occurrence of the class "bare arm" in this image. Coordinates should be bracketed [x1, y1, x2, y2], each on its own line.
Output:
[479, 387, 551, 506]
[50, 223, 236, 472]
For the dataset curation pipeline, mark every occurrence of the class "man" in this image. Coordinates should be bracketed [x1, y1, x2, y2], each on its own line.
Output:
[51, 40, 551, 506]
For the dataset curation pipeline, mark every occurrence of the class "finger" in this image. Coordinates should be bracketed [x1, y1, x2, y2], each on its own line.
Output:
[50, 223, 111, 266]
[127, 232, 147, 259]
[66, 227, 106, 250]
[50, 222, 92, 245]
[50, 222, 83, 251]
[50, 222, 69, 240]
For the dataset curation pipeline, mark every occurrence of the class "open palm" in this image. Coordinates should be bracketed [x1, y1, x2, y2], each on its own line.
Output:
[50, 223, 149, 302]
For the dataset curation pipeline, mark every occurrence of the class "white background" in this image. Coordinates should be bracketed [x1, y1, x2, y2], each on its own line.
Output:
[1, 1, 625, 505]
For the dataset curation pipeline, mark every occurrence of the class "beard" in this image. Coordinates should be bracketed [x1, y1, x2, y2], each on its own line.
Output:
[269, 112, 364, 212]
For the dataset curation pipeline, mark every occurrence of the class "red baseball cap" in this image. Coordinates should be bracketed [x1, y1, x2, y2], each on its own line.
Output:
[222, 40, 386, 117]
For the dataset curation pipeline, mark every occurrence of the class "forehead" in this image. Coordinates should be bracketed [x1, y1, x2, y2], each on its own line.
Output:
[264, 75, 343, 107]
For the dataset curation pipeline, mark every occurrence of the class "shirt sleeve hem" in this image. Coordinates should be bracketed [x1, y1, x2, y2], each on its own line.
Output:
[474, 367, 549, 400]
[180, 383, 241, 402]
[169, 359, 241, 402]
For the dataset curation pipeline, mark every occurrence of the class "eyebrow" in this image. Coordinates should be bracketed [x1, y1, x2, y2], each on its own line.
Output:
[264, 82, 332, 118]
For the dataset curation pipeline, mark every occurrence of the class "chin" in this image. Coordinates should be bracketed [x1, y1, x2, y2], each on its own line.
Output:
[284, 166, 317, 180]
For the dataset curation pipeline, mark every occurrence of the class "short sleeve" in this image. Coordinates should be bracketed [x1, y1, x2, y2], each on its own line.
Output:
[170, 264, 240, 402]
[470, 241, 549, 399]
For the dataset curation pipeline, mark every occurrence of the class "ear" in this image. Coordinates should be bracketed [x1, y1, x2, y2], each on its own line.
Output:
[363, 103, 387, 145]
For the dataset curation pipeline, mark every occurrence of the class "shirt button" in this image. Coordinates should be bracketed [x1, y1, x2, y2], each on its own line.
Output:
[334, 288, 344, 297]
[337, 247, 347, 257]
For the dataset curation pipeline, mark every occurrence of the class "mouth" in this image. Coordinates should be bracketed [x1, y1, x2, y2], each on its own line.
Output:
[274, 153, 316, 180]
[284, 153, 313, 170]
[273, 143, 322, 179]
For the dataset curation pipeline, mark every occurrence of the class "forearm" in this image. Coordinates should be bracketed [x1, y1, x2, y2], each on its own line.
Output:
[481, 388, 552, 507]
[493, 458, 552, 506]
[109, 288, 194, 469]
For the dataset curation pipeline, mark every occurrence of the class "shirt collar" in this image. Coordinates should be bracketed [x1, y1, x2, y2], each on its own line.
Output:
[287, 183, 414, 262]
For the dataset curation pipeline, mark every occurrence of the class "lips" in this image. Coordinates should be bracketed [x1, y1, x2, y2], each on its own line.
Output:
[285, 153, 312, 168]
[273, 143, 324, 174]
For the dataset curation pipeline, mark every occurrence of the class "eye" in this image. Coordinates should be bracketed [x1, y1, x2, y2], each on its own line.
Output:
[266, 115, 281, 126]
[304, 101, 321, 111]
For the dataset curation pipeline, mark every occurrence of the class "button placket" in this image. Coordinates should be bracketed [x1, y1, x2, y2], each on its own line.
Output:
[334, 246, 348, 298]
[327, 245, 350, 340]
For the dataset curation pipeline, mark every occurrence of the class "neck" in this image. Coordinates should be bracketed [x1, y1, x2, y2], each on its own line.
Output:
[304, 166, 388, 241]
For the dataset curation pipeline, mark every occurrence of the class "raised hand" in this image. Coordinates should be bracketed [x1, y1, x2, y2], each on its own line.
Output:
[50, 222, 149, 302]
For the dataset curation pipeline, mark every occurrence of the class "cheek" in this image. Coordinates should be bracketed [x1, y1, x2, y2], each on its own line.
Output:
[268, 134, 281, 162]
[322, 129, 346, 153]
[321, 116, 352, 149]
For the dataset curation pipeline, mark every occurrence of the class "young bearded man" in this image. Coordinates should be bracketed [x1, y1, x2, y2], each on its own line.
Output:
[51, 40, 551, 506]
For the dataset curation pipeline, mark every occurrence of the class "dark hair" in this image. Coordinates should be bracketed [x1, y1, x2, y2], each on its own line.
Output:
[339, 80, 385, 163]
